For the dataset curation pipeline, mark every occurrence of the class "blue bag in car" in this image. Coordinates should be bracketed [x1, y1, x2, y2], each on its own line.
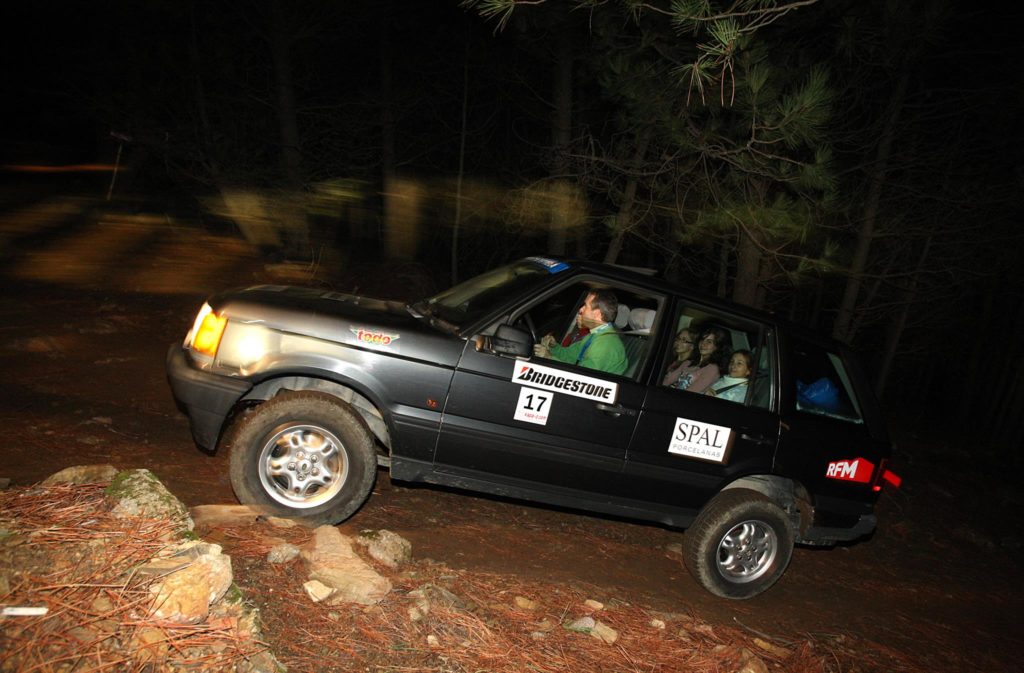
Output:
[797, 377, 840, 412]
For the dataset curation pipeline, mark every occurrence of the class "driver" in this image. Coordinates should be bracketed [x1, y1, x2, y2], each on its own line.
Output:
[533, 289, 628, 375]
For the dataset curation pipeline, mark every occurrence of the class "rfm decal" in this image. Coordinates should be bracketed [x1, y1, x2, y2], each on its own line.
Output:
[825, 457, 874, 484]
[350, 328, 399, 346]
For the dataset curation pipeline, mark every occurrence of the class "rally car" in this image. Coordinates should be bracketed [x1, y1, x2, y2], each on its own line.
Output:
[167, 256, 898, 598]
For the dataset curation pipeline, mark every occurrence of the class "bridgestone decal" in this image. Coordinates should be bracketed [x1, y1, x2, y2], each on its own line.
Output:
[512, 361, 618, 403]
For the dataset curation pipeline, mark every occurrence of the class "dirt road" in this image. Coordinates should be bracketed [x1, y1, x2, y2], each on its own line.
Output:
[1, 200, 1020, 672]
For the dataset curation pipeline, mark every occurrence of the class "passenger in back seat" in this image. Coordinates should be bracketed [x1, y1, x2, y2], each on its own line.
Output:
[663, 327, 729, 393]
[706, 350, 753, 403]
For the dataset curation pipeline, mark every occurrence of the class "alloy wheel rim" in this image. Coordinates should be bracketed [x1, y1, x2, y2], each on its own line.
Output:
[715, 519, 778, 583]
[257, 424, 348, 509]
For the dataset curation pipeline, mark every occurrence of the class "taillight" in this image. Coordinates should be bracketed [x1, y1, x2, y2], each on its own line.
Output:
[872, 458, 902, 492]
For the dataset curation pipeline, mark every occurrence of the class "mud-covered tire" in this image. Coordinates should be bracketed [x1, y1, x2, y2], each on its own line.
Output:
[683, 489, 794, 599]
[227, 391, 378, 526]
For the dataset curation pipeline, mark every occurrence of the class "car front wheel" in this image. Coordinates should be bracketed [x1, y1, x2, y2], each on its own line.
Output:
[683, 489, 794, 599]
[227, 391, 378, 526]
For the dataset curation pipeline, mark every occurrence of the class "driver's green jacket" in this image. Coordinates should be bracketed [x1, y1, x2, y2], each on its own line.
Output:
[549, 322, 628, 375]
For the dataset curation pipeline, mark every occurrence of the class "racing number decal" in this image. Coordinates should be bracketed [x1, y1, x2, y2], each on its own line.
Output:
[514, 387, 553, 425]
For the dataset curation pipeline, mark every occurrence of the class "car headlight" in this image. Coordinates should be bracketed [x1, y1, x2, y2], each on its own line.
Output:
[186, 303, 227, 358]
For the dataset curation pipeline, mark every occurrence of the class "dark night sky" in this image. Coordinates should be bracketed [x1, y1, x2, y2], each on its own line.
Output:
[2, 1, 1020, 170]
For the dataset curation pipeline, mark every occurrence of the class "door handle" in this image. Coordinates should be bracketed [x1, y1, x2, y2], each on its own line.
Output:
[595, 403, 637, 417]
[740, 432, 774, 446]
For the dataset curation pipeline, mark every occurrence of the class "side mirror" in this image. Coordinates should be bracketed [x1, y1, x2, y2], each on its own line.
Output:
[474, 324, 531, 357]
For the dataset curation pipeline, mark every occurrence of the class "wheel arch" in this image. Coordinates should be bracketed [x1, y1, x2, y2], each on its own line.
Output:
[720, 474, 811, 536]
[238, 375, 392, 451]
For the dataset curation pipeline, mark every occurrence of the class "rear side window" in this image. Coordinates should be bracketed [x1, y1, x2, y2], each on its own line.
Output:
[659, 304, 773, 410]
[791, 340, 863, 424]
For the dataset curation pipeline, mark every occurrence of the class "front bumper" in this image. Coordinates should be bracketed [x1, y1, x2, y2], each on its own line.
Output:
[166, 344, 252, 451]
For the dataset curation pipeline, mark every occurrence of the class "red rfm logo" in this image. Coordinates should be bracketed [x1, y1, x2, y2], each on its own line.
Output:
[825, 458, 874, 483]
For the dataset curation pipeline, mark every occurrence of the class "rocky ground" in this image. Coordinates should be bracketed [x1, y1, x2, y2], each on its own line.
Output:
[2, 467, 931, 673]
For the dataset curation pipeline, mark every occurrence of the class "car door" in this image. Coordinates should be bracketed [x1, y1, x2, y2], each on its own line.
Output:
[622, 301, 781, 513]
[432, 278, 660, 500]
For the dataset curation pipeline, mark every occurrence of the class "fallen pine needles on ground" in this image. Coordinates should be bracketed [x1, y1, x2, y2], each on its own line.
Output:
[0, 484, 269, 673]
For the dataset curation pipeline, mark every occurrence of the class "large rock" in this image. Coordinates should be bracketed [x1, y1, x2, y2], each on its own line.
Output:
[141, 543, 233, 624]
[42, 464, 119, 485]
[106, 469, 194, 531]
[301, 526, 391, 605]
[354, 529, 412, 568]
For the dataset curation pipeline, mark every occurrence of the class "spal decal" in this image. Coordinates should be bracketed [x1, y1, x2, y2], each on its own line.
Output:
[512, 361, 618, 403]
[825, 457, 874, 484]
[668, 417, 733, 463]
[350, 328, 400, 347]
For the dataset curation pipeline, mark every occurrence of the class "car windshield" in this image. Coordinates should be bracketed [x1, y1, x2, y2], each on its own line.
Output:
[414, 259, 563, 328]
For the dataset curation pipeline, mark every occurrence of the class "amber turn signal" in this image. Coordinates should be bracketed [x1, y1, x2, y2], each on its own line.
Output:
[193, 311, 227, 357]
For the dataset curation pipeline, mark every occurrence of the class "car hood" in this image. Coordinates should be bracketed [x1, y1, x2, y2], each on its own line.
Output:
[207, 285, 465, 365]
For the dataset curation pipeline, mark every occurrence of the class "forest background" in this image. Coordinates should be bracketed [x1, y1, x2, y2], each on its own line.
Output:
[3, 0, 1022, 465]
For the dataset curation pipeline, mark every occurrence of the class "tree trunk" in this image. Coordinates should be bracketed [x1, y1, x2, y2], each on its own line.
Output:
[603, 130, 651, 264]
[268, 1, 309, 256]
[452, 44, 469, 285]
[547, 39, 572, 256]
[188, 2, 218, 177]
[716, 238, 729, 299]
[956, 278, 996, 423]
[875, 237, 930, 398]
[832, 69, 910, 342]
[732, 225, 761, 307]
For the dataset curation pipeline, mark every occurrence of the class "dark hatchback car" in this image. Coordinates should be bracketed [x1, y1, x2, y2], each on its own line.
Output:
[167, 257, 899, 598]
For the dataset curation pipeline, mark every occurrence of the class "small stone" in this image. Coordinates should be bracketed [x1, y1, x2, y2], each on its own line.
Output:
[650, 618, 666, 630]
[583, 599, 604, 611]
[267, 543, 300, 564]
[426, 634, 440, 648]
[738, 648, 769, 673]
[530, 631, 547, 640]
[266, 516, 297, 528]
[131, 626, 168, 665]
[354, 529, 412, 568]
[408, 607, 424, 622]
[753, 637, 791, 658]
[303, 580, 335, 603]
[190, 504, 264, 528]
[566, 616, 596, 633]
[590, 620, 618, 644]
[514, 596, 538, 610]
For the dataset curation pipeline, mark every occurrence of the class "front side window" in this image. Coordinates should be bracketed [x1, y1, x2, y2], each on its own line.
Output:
[520, 279, 662, 380]
[660, 304, 772, 409]
[791, 340, 863, 424]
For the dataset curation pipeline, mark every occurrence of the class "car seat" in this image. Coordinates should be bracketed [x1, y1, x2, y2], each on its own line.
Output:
[621, 308, 656, 377]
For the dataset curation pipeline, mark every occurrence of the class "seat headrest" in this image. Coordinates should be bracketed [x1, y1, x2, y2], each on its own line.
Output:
[628, 308, 656, 333]
[614, 304, 631, 329]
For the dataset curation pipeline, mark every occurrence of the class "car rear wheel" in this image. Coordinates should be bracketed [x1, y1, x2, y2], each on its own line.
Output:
[683, 489, 794, 599]
[227, 391, 377, 526]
